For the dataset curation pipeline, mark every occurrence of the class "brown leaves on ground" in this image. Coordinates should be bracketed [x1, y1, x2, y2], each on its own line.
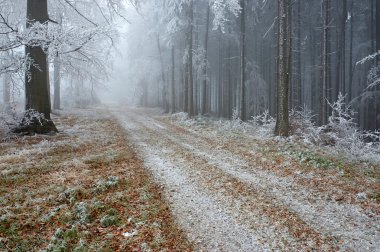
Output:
[0, 111, 192, 251]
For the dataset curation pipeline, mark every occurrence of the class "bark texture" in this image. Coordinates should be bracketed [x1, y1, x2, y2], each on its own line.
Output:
[275, 0, 291, 136]
[18, 0, 57, 134]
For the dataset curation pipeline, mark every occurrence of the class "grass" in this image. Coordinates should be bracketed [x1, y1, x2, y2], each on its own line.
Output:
[0, 111, 192, 251]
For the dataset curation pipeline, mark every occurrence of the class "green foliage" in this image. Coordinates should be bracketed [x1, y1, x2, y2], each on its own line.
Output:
[100, 215, 120, 227]
[287, 151, 343, 170]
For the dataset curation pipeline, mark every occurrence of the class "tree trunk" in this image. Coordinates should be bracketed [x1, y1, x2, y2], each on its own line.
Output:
[320, 0, 330, 125]
[171, 45, 176, 113]
[187, 0, 194, 117]
[3, 73, 11, 112]
[275, 0, 291, 136]
[376, 0, 380, 129]
[202, 4, 210, 115]
[341, 0, 347, 94]
[348, 1, 354, 102]
[18, 0, 57, 134]
[53, 55, 61, 110]
[239, 0, 246, 121]
[293, 0, 302, 108]
[156, 34, 169, 113]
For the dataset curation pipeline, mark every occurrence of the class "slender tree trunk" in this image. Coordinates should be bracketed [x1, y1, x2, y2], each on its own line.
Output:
[184, 64, 188, 112]
[293, 0, 302, 108]
[53, 55, 61, 110]
[320, 0, 330, 125]
[348, 1, 354, 102]
[377, 0, 380, 62]
[156, 34, 169, 113]
[20, 0, 57, 134]
[202, 4, 210, 115]
[187, 0, 194, 117]
[275, 0, 291, 136]
[376, 0, 380, 129]
[239, 0, 246, 121]
[171, 45, 176, 113]
[341, 0, 347, 94]
[227, 36, 232, 118]
[3, 73, 10, 112]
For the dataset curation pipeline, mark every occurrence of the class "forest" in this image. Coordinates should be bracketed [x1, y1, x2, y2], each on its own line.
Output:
[0, 0, 379, 251]
[125, 0, 380, 135]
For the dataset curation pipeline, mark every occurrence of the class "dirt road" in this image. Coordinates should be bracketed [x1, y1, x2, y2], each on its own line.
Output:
[114, 107, 380, 252]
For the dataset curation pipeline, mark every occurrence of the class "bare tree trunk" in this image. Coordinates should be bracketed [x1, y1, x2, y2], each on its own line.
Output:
[275, 0, 291, 136]
[18, 0, 57, 134]
[239, 0, 246, 121]
[156, 34, 169, 113]
[320, 0, 330, 125]
[376, 0, 380, 129]
[184, 64, 188, 112]
[293, 0, 302, 108]
[341, 0, 347, 94]
[187, 0, 194, 117]
[348, 1, 354, 103]
[3, 73, 11, 112]
[53, 55, 61, 110]
[202, 4, 210, 115]
[171, 45, 176, 113]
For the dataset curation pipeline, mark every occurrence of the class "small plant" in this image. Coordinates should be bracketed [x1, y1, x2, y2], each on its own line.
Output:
[44, 226, 80, 252]
[93, 176, 119, 193]
[75, 202, 91, 224]
[100, 215, 120, 227]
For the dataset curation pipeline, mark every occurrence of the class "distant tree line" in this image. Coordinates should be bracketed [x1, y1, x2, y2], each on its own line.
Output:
[134, 0, 380, 136]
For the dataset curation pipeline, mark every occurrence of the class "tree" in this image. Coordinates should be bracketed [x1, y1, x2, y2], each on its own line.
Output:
[171, 45, 176, 113]
[320, 0, 331, 125]
[187, 0, 194, 117]
[275, 0, 291, 136]
[2, 72, 10, 111]
[53, 54, 61, 110]
[239, 0, 246, 121]
[18, 0, 57, 134]
[201, 4, 210, 115]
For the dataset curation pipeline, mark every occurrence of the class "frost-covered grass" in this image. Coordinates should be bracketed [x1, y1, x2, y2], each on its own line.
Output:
[171, 95, 380, 165]
[0, 109, 191, 251]
[168, 106, 380, 199]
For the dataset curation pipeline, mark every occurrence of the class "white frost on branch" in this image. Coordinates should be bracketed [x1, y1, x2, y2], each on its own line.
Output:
[356, 50, 380, 65]
[210, 0, 241, 32]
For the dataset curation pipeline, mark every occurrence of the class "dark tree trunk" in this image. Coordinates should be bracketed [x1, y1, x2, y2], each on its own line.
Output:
[341, 0, 347, 94]
[375, 0, 380, 129]
[377, 0, 380, 62]
[18, 0, 57, 134]
[275, 0, 291, 136]
[239, 0, 246, 121]
[293, 0, 302, 108]
[320, 0, 330, 125]
[348, 1, 354, 102]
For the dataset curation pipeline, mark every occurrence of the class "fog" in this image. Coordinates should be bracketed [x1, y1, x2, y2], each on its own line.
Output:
[1, 0, 380, 132]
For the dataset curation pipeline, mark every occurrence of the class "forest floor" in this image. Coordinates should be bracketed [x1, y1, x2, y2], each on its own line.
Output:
[113, 107, 380, 252]
[1, 107, 379, 251]
[0, 109, 192, 251]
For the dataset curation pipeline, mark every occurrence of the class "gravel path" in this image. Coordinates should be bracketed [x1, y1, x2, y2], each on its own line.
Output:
[113, 107, 380, 252]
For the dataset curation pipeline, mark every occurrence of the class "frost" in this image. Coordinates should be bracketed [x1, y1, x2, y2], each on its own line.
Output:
[356, 192, 367, 201]
[210, 0, 241, 32]
[94, 176, 119, 193]
[74, 202, 91, 224]
[123, 229, 138, 238]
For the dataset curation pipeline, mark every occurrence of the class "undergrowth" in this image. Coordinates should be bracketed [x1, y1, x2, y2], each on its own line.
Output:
[0, 111, 192, 251]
